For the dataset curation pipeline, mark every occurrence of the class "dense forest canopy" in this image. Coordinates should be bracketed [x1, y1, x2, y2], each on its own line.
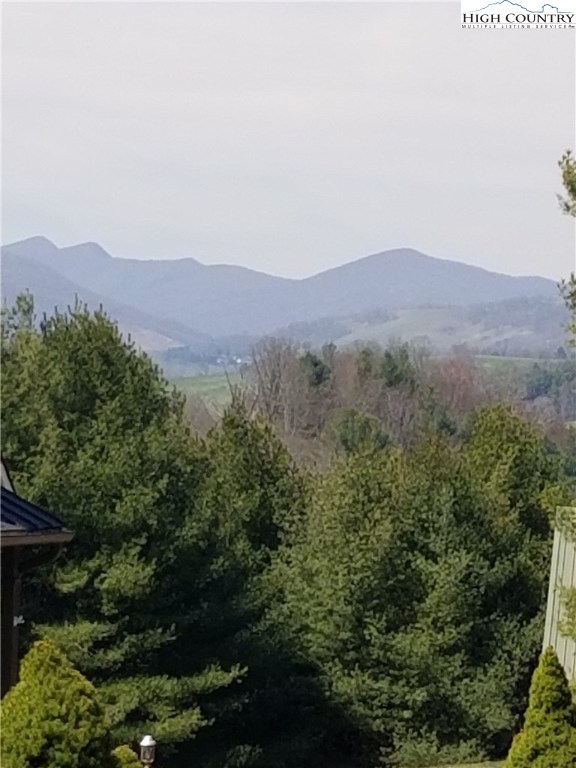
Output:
[2, 292, 575, 767]
[1, 147, 575, 768]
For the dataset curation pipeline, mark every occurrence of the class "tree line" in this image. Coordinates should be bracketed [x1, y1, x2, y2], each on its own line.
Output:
[1, 292, 575, 767]
[2, 152, 576, 767]
[243, 338, 576, 463]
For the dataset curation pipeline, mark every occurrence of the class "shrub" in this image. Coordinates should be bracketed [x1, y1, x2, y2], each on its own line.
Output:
[505, 646, 576, 767]
[0, 639, 114, 768]
[113, 745, 142, 768]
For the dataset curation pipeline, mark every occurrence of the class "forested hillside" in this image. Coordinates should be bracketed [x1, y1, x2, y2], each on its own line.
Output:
[2, 238, 567, 359]
[2, 295, 575, 767]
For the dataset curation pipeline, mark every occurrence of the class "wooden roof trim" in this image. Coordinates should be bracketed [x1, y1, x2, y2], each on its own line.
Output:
[1, 530, 74, 549]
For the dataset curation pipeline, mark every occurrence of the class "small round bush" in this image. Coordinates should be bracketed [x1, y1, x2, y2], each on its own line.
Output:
[1, 639, 114, 768]
[506, 646, 576, 768]
[113, 745, 142, 768]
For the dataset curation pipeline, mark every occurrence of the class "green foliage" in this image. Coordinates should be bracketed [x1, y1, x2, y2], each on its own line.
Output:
[525, 360, 576, 408]
[559, 585, 576, 647]
[181, 396, 323, 767]
[558, 151, 576, 218]
[355, 343, 415, 389]
[0, 639, 114, 768]
[4, 295, 576, 768]
[356, 345, 378, 380]
[560, 274, 576, 346]
[1, 299, 240, 754]
[558, 151, 576, 344]
[300, 351, 331, 388]
[269, 405, 563, 765]
[200, 395, 305, 557]
[505, 647, 576, 767]
[554, 506, 576, 647]
[112, 745, 142, 768]
[2, 299, 313, 764]
[324, 407, 388, 455]
[380, 344, 416, 389]
[1, 291, 36, 335]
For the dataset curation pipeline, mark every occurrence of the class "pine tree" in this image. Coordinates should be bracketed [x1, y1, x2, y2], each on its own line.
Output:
[0, 640, 115, 768]
[269, 406, 561, 765]
[178, 395, 315, 767]
[505, 646, 576, 768]
[1, 300, 240, 752]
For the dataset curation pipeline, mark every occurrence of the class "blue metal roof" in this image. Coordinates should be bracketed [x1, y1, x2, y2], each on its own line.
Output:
[1, 487, 68, 533]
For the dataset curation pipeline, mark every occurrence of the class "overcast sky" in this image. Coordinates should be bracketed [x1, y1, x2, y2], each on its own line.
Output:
[2, 2, 575, 279]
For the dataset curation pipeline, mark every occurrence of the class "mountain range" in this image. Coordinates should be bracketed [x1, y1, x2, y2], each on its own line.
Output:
[473, 2, 567, 13]
[1, 236, 568, 360]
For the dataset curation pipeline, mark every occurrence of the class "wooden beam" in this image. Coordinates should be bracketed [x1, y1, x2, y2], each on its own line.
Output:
[1, 530, 74, 549]
[1, 548, 21, 697]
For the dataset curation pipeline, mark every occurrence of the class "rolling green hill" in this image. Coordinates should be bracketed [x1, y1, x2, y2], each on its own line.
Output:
[171, 372, 242, 409]
[275, 298, 571, 358]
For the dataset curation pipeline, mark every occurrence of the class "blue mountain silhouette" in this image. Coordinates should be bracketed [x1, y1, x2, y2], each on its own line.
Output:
[473, 0, 569, 12]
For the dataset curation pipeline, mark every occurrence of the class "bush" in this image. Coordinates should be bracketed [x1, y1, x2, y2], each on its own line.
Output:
[113, 745, 142, 768]
[505, 646, 576, 767]
[0, 639, 114, 768]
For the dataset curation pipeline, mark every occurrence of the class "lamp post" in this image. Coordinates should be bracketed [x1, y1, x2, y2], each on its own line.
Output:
[139, 735, 156, 767]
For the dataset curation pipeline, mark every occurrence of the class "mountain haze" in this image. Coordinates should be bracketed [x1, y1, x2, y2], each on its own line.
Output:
[1, 245, 211, 352]
[2, 237, 558, 341]
[297, 249, 556, 319]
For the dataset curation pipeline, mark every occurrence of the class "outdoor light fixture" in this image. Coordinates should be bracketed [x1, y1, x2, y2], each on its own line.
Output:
[139, 735, 156, 766]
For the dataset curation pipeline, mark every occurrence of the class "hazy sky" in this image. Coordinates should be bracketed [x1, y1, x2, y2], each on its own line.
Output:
[2, 2, 575, 279]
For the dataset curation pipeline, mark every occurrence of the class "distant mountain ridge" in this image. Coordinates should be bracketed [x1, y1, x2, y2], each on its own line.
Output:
[474, 1, 567, 12]
[1, 236, 565, 357]
[473, 1, 568, 12]
[1, 244, 212, 352]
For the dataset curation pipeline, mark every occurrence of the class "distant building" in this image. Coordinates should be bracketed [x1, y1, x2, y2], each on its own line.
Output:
[543, 507, 576, 681]
[1, 459, 73, 696]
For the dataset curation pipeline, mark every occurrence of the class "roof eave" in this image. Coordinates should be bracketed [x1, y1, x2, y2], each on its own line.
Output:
[1, 529, 74, 549]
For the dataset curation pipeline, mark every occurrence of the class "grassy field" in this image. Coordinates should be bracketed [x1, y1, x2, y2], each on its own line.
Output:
[334, 304, 564, 356]
[475, 354, 544, 371]
[171, 355, 550, 408]
[171, 371, 243, 408]
[338, 307, 472, 351]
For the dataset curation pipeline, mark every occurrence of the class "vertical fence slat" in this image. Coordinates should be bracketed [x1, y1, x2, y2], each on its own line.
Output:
[543, 508, 576, 681]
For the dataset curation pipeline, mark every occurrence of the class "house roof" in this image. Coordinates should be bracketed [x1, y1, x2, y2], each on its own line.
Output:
[1, 486, 73, 548]
[1, 460, 14, 491]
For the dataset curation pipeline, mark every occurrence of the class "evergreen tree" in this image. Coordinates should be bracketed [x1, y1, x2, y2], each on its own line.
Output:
[1, 639, 115, 768]
[4, 295, 574, 767]
[324, 407, 388, 455]
[269, 406, 562, 765]
[505, 646, 576, 767]
[1, 300, 240, 754]
[2, 303, 312, 765]
[181, 397, 326, 768]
